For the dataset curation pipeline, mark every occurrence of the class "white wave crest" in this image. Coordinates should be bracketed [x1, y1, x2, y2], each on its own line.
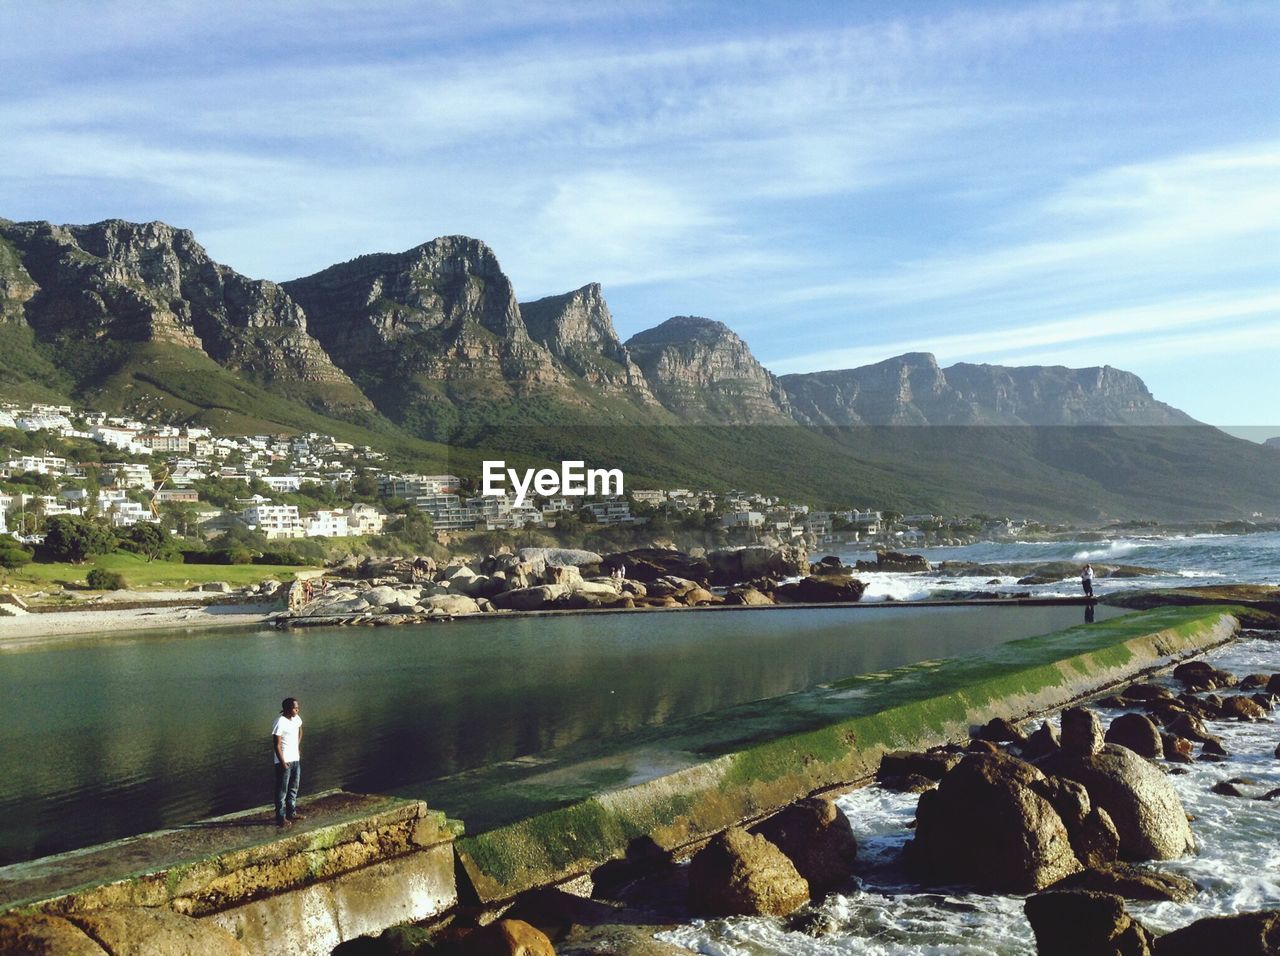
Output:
[1071, 541, 1137, 561]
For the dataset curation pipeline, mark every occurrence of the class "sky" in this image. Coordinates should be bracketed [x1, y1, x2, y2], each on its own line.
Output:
[3, 0, 1278, 434]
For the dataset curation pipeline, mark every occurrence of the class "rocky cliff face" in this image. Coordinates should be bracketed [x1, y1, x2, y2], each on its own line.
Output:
[520, 283, 657, 405]
[624, 316, 792, 423]
[284, 237, 569, 424]
[782, 353, 1197, 426]
[0, 219, 362, 401]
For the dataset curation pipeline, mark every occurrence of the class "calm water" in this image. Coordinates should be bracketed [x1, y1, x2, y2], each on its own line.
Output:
[0, 603, 1110, 865]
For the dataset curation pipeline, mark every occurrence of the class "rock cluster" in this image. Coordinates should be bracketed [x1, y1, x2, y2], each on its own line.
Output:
[289, 545, 862, 623]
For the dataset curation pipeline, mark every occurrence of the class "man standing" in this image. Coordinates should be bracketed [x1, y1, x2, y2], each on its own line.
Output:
[272, 697, 304, 827]
[1081, 564, 1095, 599]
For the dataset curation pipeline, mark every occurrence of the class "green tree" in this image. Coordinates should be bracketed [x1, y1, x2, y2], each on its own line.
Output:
[42, 514, 117, 563]
[118, 521, 170, 562]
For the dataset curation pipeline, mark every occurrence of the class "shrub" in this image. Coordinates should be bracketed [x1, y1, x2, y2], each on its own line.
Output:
[86, 567, 127, 590]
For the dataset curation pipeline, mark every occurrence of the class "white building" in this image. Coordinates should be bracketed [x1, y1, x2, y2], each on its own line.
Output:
[242, 504, 303, 539]
[5, 455, 67, 475]
[261, 475, 304, 494]
[105, 463, 154, 488]
[305, 510, 349, 537]
[344, 503, 387, 536]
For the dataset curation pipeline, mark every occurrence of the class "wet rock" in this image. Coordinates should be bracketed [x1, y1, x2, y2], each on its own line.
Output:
[1020, 722, 1062, 762]
[1105, 714, 1164, 759]
[1201, 738, 1228, 756]
[1153, 909, 1280, 955]
[687, 827, 809, 917]
[1172, 660, 1236, 692]
[1041, 745, 1195, 861]
[1240, 673, 1273, 690]
[1212, 780, 1250, 797]
[1097, 694, 1131, 709]
[1161, 735, 1195, 763]
[773, 574, 867, 603]
[1165, 712, 1216, 744]
[978, 717, 1028, 744]
[1061, 707, 1105, 757]
[557, 924, 692, 956]
[1252, 693, 1277, 712]
[1221, 695, 1268, 721]
[906, 752, 1082, 892]
[966, 739, 1001, 754]
[1269, 674, 1280, 695]
[1122, 683, 1175, 702]
[751, 796, 858, 894]
[681, 586, 721, 606]
[1049, 862, 1197, 902]
[463, 919, 556, 956]
[1069, 806, 1122, 869]
[855, 550, 931, 573]
[0, 914, 106, 956]
[878, 750, 963, 783]
[1176, 694, 1221, 720]
[1024, 890, 1154, 956]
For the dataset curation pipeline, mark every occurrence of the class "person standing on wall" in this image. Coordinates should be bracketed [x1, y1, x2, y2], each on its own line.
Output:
[1081, 564, 1095, 600]
[272, 697, 304, 827]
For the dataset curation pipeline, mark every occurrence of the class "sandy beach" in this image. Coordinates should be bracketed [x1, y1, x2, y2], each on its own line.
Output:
[0, 596, 281, 652]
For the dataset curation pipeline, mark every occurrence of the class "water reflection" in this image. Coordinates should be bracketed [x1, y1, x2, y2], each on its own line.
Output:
[0, 604, 1118, 864]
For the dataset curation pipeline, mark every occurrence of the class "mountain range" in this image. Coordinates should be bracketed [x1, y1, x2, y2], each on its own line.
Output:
[2, 217, 1277, 522]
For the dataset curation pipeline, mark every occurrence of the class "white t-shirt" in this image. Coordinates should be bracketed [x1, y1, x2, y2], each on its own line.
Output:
[271, 714, 303, 764]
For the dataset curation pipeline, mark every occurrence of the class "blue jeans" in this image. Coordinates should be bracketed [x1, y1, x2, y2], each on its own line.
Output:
[274, 761, 301, 821]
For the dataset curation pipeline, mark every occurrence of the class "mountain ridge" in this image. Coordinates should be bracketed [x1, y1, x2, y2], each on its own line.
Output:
[0, 215, 1274, 522]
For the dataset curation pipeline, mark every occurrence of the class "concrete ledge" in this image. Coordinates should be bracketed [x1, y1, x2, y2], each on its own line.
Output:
[455, 606, 1240, 902]
[0, 790, 460, 919]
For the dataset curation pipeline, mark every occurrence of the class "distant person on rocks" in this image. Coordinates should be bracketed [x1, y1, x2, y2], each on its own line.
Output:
[272, 697, 304, 827]
[1081, 564, 1095, 599]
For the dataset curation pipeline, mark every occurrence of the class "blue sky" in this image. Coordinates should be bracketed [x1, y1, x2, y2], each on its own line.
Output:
[3, 1, 1278, 433]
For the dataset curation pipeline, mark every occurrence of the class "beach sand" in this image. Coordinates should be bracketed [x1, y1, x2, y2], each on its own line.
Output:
[0, 596, 281, 651]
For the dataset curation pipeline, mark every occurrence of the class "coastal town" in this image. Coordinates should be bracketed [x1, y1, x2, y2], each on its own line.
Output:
[0, 401, 1034, 561]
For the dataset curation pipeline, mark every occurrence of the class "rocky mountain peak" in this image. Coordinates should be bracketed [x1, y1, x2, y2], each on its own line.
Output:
[520, 283, 658, 404]
[0, 219, 358, 403]
[624, 316, 791, 423]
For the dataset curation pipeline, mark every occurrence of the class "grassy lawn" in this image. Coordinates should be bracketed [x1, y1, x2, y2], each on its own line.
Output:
[2, 551, 317, 591]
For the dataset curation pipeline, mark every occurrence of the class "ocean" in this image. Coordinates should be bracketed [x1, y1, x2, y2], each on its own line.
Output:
[836, 530, 1280, 602]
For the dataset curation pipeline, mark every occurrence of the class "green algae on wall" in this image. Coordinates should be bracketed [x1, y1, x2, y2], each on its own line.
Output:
[456, 606, 1239, 902]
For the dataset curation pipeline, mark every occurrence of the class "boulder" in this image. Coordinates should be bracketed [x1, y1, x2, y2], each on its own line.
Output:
[878, 750, 963, 783]
[1240, 673, 1272, 690]
[423, 594, 483, 616]
[193, 581, 233, 593]
[687, 827, 809, 917]
[723, 586, 773, 606]
[1162, 735, 1195, 763]
[682, 586, 721, 606]
[905, 752, 1082, 892]
[516, 547, 603, 574]
[1021, 722, 1063, 762]
[1105, 714, 1164, 758]
[1165, 712, 1216, 744]
[856, 550, 931, 573]
[1172, 660, 1236, 691]
[1269, 674, 1280, 696]
[0, 914, 106, 955]
[1122, 683, 1175, 702]
[1041, 744, 1195, 861]
[1153, 909, 1280, 956]
[66, 907, 249, 956]
[773, 574, 867, 604]
[605, 549, 710, 585]
[491, 585, 568, 611]
[978, 716, 1028, 744]
[1024, 891, 1154, 956]
[362, 585, 404, 607]
[750, 797, 857, 894]
[462, 918, 556, 956]
[707, 545, 807, 585]
[1221, 695, 1268, 720]
[1049, 862, 1197, 902]
[543, 564, 585, 590]
[1061, 707, 1105, 757]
